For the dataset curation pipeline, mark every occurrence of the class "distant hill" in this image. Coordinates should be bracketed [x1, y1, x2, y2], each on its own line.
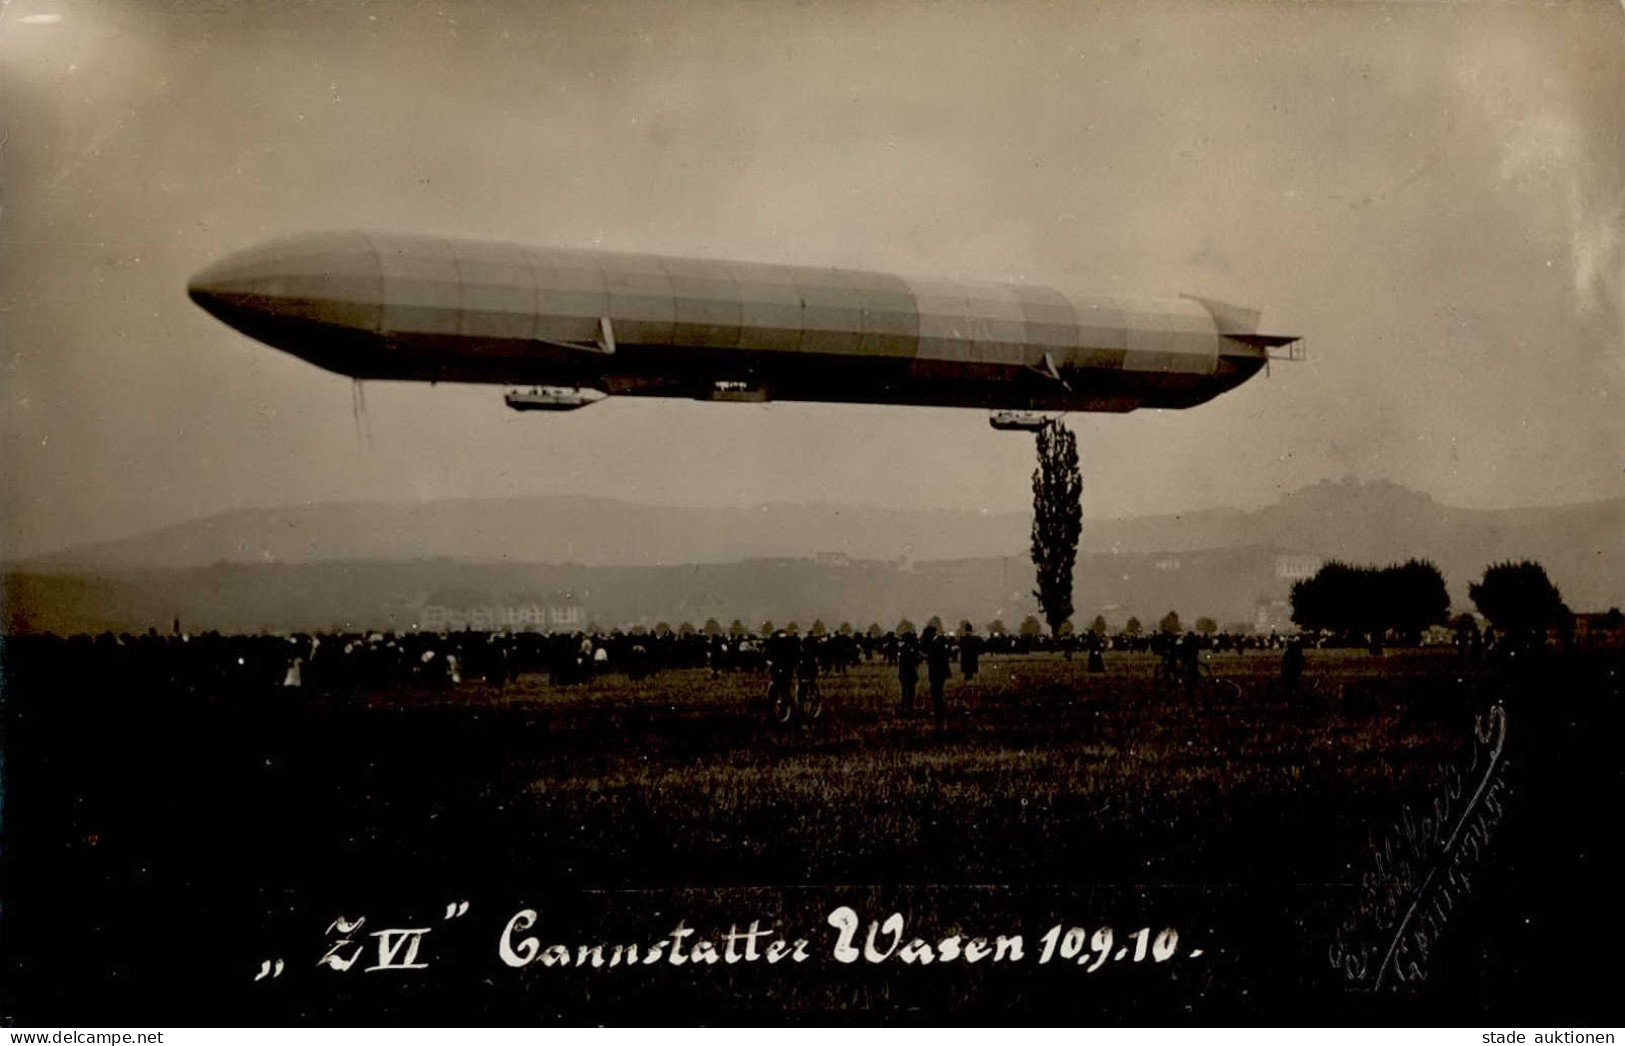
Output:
[7, 479, 1621, 635]
[19, 496, 1028, 570]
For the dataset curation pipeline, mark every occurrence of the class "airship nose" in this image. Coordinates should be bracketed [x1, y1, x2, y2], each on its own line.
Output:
[186, 231, 384, 341]
[186, 259, 237, 320]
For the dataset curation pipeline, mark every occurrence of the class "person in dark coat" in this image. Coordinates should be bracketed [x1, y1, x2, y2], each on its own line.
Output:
[766, 629, 800, 696]
[1087, 631, 1106, 673]
[1281, 635, 1305, 697]
[959, 626, 980, 681]
[897, 633, 921, 714]
[922, 624, 951, 722]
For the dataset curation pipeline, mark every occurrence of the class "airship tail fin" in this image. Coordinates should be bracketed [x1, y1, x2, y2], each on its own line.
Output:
[1180, 294, 1262, 335]
[1184, 294, 1305, 361]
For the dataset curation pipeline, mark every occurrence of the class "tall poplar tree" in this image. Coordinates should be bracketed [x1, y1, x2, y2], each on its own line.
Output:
[1030, 420, 1083, 637]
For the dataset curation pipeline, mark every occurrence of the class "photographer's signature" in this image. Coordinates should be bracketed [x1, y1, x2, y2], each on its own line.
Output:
[1329, 701, 1510, 989]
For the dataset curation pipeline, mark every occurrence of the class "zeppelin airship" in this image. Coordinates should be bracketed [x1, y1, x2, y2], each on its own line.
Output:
[187, 231, 1299, 430]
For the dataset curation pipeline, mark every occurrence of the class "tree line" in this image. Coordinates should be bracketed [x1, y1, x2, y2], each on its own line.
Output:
[1289, 557, 1573, 644]
[1021, 419, 1583, 651]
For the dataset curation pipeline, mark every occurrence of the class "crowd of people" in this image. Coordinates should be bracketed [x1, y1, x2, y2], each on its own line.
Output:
[3, 619, 1421, 716]
[0, 624, 976, 697]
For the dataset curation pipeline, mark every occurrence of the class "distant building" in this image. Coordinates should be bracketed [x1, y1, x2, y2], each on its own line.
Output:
[1570, 611, 1625, 650]
[419, 591, 587, 633]
[1254, 598, 1294, 633]
[1275, 554, 1323, 581]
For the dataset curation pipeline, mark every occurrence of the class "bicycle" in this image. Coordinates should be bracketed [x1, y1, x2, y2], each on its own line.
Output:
[1153, 657, 1241, 704]
[765, 670, 824, 725]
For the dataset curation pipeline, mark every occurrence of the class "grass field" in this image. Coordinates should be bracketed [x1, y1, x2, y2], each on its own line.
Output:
[400, 649, 1471, 888]
[2, 645, 1616, 1023]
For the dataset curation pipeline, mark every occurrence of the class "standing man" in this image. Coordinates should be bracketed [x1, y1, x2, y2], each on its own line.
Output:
[766, 628, 800, 701]
[1180, 631, 1200, 699]
[1281, 635, 1305, 698]
[1087, 630, 1106, 673]
[898, 633, 921, 714]
[959, 626, 981, 681]
[922, 624, 951, 722]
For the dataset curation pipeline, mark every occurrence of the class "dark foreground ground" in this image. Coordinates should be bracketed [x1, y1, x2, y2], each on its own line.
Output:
[2, 645, 1619, 1025]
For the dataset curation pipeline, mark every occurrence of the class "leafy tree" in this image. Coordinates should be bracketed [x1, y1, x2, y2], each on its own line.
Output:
[1291, 559, 1451, 642]
[1469, 560, 1570, 641]
[1196, 617, 1218, 636]
[959, 619, 976, 636]
[1057, 620, 1075, 637]
[759, 620, 774, 637]
[809, 619, 827, 637]
[1159, 610, 1182, 635]
[896, 618, 916, 635]
[866, 623, 884, 638]
[785, 621, 801, 635]
[703, 618, 721, 636]
[1385, 559, 1451, 642]
[1030, 419, 1083, 637]
[838, 622, 853, 636]
[729, 618, 746, 637]
[1090, 614, 1108, 636]
[1291, 560, 1367, 634]
[1124, 617, 1142, 637]
[678, 621, 695, 636]
[926, 615, 943, 632]
[987, 620, 1008, 636]
[1018, 615, 1043, 638]
[655, 622, 672, 637]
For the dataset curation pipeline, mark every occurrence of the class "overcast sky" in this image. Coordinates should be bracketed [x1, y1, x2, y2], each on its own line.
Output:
[2, 0, 1622, 560]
